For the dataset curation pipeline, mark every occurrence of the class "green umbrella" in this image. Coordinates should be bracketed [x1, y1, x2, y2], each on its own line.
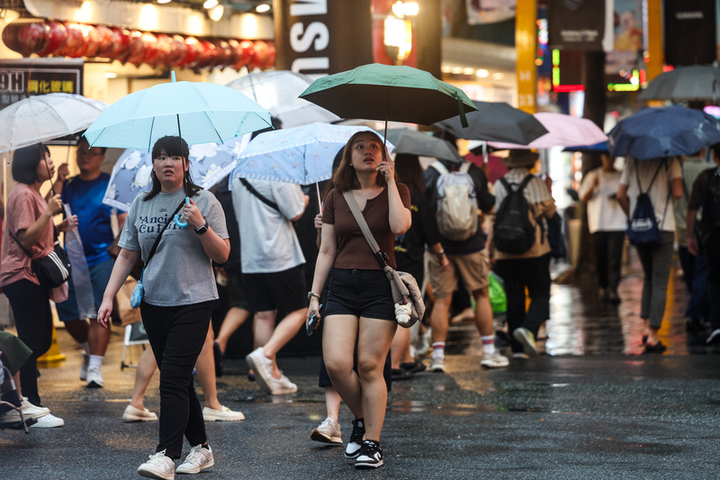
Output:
[300, 64, 476, 142]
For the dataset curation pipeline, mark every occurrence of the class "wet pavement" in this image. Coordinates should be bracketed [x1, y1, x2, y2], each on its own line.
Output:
[2, 249, 720, 479]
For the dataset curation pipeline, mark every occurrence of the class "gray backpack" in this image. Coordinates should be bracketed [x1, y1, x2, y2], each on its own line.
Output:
[431, 162, 478, 241]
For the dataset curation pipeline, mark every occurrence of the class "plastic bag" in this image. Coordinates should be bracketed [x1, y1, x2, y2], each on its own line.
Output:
[63, 205, 97, 319]
[489, 271, 506, 314]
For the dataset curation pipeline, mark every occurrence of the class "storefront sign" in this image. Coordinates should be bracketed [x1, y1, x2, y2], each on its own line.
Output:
[664, 0, 716, 66]
[547, 0, 606, 52]
[273, 0, 373, 78]
[0, 59, 82, 111]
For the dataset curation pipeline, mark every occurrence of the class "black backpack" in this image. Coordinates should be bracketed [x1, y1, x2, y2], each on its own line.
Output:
[627, 160, 666, 246]
[494, 175, 537, 254]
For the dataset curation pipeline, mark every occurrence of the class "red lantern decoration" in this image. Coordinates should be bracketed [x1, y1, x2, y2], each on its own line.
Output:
[252, 40, 271, 70]
[165, 34, 187, 66]
[125, 30, 146, 66]
[79, 24, 100, 58]
[212, 39, 233, 70]
[141, 32, 159, 66]
[37, 21, 68, 57]
[181, 36, 203, 69]
[95, 25, 115, 58]
[58, 23, 85, 57]
[11, 23, 50, 57]
[108, 27, 131, 60]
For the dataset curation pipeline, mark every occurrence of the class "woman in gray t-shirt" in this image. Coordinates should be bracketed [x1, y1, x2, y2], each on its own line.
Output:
[98, 136, 229, 478]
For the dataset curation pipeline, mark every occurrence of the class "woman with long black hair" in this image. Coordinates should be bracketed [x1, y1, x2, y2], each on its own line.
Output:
[98, 136, 230, 479]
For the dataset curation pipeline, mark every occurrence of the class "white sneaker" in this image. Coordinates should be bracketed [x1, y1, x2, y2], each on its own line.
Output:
[29, 413, 64, 428]
[138, 450, 174, 480]
[513, 352, 530, 360]
[429, 355, 445, 373]
[176, 444, 214, 475]
[202, 405, 245, 422]
[21, 397, 50, 419]
[267, 374, 297, 395]
[311, 417, 343, 444]
[245, 347, 275, 395]
[480, 351, 510, 369]
[86, 366, 104, 388]
[122, 404, 158, 422]
[79, 353, 89, 381]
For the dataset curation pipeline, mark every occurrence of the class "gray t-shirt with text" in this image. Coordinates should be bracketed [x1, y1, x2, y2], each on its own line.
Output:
[119, 188, 228, 307]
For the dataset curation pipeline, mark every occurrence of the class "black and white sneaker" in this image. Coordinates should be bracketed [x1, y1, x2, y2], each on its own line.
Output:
[344, 418, 365, 458]
[355, 440, 383, 469]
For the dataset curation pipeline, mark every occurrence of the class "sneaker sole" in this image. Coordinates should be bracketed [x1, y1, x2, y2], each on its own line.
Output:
[311, 430, 343, 444]
[87, 381, 103, 389]
[203, 415, 245, 422]
[137, 467, 174, 480]
[176, 458, 214, 474]
[345, 447, 362, 459]
[245, 353, 273, 395]
[513, 330, 539, 356]
[481, 361, 509, 369]
[355, 460, 384, 469]
[123, 415, 157, 422]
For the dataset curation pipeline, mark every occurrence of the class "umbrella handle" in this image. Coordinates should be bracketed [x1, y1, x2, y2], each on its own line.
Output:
[174, 196, 190, 228]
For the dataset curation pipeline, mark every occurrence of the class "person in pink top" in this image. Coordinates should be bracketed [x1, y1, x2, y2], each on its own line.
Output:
[0, 143, 75, 428]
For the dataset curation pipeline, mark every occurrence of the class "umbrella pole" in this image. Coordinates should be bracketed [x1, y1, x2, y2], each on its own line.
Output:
[315, 182, 322, 214]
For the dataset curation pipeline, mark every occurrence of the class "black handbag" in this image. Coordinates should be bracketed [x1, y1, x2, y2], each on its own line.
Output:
[9, 227, 72, 289]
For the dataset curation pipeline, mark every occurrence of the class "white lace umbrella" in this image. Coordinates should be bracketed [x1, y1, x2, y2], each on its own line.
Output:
[225, 71, 340, 128]
[103, 135, 250, 211]
[0, 93, 108, 154]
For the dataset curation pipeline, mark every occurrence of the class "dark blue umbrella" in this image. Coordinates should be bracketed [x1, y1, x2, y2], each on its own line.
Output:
[608, 105, 720, 160]
[562, 141, 609, 153]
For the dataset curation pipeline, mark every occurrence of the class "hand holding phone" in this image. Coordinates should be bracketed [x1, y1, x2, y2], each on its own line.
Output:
[306, 304, 322, 336]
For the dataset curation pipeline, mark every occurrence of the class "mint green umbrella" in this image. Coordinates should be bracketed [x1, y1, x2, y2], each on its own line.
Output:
[299, 64, 476, 139]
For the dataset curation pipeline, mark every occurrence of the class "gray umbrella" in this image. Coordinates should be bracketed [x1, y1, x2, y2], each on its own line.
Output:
[638, 65, 720, 102]
[435, 100, 548, 145]
[385, 128, 464, 163]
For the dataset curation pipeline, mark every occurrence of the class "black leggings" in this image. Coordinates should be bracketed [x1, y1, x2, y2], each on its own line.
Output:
[141, 301, 213, 459]
[3, 279, 53, 406]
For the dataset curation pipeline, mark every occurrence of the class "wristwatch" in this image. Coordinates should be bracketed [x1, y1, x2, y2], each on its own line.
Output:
[194, 221, 208, 235]
[307, 291, 320, 302]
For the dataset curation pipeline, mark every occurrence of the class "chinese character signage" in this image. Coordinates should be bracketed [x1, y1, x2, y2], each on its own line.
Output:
[547, 0, 607, 52]
[0, 59, 83, 111]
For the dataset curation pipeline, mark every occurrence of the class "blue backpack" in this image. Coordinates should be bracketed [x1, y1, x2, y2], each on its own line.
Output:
[627, 160, 667, 246]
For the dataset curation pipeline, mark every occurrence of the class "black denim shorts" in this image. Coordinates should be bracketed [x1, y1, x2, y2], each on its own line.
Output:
[325, 268, 395, 321]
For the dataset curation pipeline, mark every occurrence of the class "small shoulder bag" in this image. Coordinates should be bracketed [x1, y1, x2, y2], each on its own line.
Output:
[8, 225, 71, 289]
[341, 191, 425, 328]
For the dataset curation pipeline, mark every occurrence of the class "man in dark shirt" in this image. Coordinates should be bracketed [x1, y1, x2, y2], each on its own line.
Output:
[424, 159, 508, 371]
[687, 142, 720, 344]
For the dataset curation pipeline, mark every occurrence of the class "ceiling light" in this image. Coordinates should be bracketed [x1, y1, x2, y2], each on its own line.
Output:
[255, 3, 270, 13]
[203, 0, 218, 9]
[208, 4, 224, 21]
[157, 0, 171, 4]
[476, 69, 489, 78]
[492, 72, 504, 80]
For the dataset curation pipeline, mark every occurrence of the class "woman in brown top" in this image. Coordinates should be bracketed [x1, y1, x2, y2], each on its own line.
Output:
[307, 131, 411, 469]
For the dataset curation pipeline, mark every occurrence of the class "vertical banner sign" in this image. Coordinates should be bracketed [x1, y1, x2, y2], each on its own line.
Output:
[664, 0, 716, 66]
[547, 0, 606, 51]
[273, 0, 374, 79]
[516, 0, 537, 114]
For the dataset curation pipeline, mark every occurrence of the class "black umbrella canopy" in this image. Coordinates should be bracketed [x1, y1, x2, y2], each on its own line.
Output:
[638, 65, 720, 102]
[385, 128, 464, 163]
[435, 100, 548, 145]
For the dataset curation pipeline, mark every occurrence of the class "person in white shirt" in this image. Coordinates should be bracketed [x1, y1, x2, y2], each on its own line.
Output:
[579, 153, 627, 303]
[617, 156, 682, 354]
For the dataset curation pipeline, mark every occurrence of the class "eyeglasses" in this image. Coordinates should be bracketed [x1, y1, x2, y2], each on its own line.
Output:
[77, 150, 103, 157]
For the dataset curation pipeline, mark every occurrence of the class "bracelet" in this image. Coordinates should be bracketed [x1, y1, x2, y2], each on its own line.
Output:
[433, 250, 445, 256]
[307, 291, 320, 302]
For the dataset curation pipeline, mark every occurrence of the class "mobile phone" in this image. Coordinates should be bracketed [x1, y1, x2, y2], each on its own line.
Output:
[306, 305, 322, 336]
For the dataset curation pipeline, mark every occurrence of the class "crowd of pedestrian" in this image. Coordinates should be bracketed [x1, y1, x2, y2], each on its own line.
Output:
[2, 130, 720, 478]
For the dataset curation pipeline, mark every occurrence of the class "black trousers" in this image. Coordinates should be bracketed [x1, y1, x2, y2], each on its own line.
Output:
[494, 254, 551, 354]
[3, 279, 53, 406]
[592, 231, 625, 292]
[141, 301, 213, 459]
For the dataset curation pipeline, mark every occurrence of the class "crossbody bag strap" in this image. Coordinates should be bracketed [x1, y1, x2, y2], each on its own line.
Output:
[7, 223, 59, 258]
[342, 190, 388, 269]
[240, 178, 280, 212]
[142, 200, 185, 272]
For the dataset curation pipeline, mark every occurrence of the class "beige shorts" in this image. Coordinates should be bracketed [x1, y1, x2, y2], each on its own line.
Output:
[427, 250, 490, 299]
